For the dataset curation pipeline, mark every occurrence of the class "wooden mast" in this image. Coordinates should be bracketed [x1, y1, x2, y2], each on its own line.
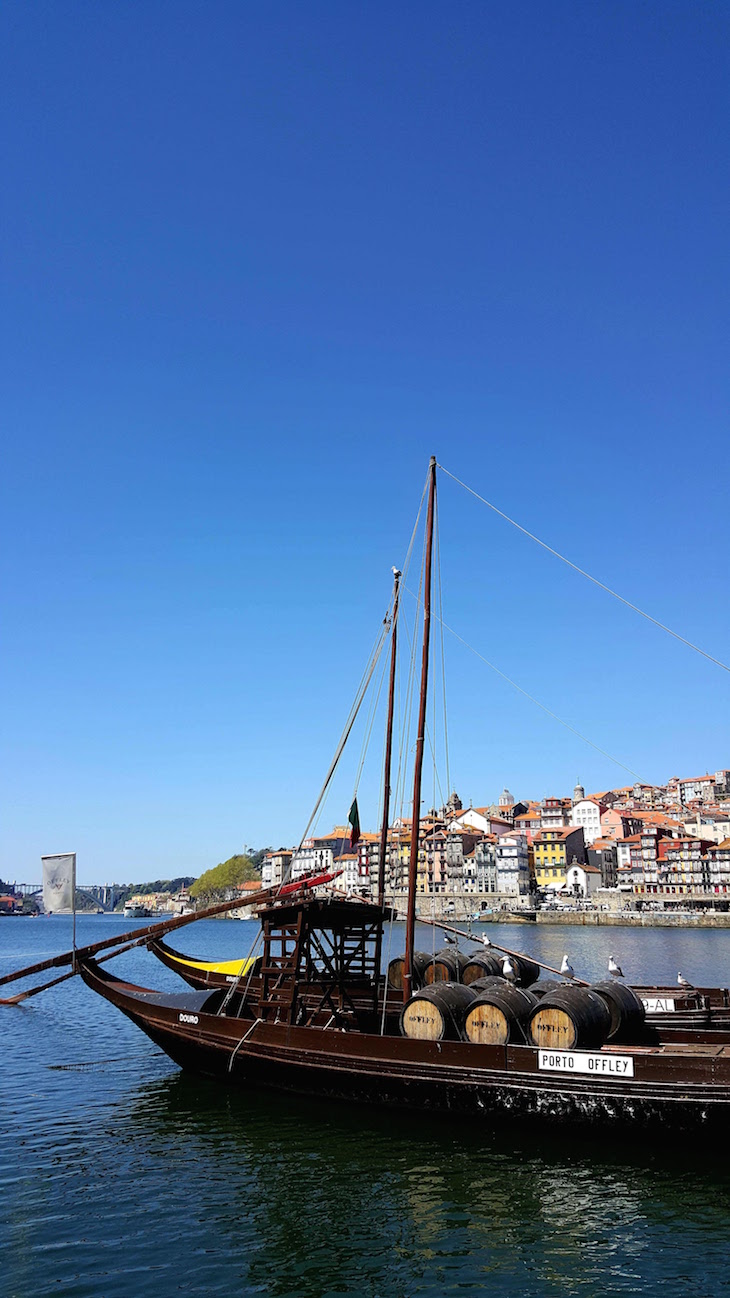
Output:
[403, 456, 437, 1005]
[377, 568, 401, 910]
[373, 568, 401, 1013]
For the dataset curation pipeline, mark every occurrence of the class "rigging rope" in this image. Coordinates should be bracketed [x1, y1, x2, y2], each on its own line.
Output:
[352, 621, 391, 801]
[280, 462, 432, 895]
[438, 463, 730, 675]
[404, 586, 642, 779]
[283, 617, 390, 885]
[424, 716, 447, 811]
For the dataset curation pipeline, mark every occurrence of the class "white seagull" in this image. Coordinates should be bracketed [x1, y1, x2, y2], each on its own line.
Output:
[677, 971, 694, 989]
[502, 956, 517, 982]
[560, 954, 575, 979]
[480, 935, 492, 948]
[608, 956, 624, 978]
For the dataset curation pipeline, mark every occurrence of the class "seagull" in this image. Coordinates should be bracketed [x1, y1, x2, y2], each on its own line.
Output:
[502, 956, 517, 982]
[678, 972, 694, 989]
[560, 954, 575, 979]
[608, 956, 624, 978]
[480, 935, 492, 948]
[442, 932, 457, 945]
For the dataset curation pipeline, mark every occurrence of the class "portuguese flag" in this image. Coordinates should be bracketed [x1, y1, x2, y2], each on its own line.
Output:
[348, 797, 361, 848]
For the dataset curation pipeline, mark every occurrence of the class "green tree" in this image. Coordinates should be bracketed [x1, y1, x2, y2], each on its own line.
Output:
[189, 854, 260, 902]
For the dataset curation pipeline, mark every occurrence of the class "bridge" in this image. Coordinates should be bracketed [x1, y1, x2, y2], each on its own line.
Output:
[6, 882, 124, 911]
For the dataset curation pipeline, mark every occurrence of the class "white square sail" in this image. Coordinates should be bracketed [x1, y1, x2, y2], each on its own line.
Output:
[42, 853, 76, 913]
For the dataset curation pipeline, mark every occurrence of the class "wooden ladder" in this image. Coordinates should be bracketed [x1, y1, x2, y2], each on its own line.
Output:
[258, 912, 304, 1023]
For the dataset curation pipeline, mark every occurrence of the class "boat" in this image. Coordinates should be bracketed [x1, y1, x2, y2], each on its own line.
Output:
[123, 904, 152, 919]
[79, 459, 730, 1131]
[144, 934, 727, 1043]
[633, 984, 730, 1030]
[150, 936, 262, 987]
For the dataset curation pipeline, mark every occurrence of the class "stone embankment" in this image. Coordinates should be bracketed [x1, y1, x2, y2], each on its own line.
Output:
[408, 897, 730, 928]
[533, 910, 730, 928]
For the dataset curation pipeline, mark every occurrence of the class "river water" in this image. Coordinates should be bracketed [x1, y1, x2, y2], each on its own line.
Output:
[3, 915, 730, 1298]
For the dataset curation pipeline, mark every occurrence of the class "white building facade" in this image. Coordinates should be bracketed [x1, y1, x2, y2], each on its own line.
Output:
[569, 799, 605, 846]
[495, 833, 532, 902]
[565, 862, 602, 898]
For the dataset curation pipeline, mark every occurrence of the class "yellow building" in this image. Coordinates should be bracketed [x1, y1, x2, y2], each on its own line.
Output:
[533, 828, 586, 890]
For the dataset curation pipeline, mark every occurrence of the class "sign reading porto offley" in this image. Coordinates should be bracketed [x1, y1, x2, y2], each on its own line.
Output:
[538, 1050, 635, 1078]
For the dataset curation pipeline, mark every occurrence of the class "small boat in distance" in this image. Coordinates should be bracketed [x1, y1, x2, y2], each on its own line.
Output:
[123, 903, 152, 919]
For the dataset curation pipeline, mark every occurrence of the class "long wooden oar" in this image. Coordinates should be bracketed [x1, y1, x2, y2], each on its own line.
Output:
[0, 934, 152, 1005]
[0, 968, 80, 1005]
[0, 869, 339, 990]
[410, 913, 590, 986]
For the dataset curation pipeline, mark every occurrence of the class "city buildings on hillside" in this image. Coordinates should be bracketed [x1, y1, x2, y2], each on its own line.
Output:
[261, 849, 293, 889]
[670, 771, 730, 804]
[290, 831, 352, 881]
[262, 767, 730, 908]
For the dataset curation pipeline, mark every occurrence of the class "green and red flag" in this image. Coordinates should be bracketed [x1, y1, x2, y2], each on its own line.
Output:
[348, 797, 361, 848]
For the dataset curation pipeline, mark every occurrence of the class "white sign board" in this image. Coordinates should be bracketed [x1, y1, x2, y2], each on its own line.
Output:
[537, 1049, 635, 1078]
[42, 853, 76, 913]
[640, 996, 676, 1014]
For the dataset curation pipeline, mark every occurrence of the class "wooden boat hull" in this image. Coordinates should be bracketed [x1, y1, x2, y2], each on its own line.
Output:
[79, 959, 730, 1132]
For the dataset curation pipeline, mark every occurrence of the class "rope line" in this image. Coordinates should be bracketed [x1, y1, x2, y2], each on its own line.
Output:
[284, 618, 390, 883]
[438, 463, 730, 675]
[352, 639, 390, 802]
[404, 586, 642, 779]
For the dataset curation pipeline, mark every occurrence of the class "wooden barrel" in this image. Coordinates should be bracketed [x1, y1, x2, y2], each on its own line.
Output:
[530, 979, 569, 999]
[467, 974, 508, 992]
[462, 952, 504, 983]
[590, 981, 646, 1043]
[387, 951, 431, 991]
[464, 985, 539, 1045]
[400, 983, 476, 1041]
[508, 955, 541, 988]
[527, 986, 611, 1050]
[422, 948, 470, 984]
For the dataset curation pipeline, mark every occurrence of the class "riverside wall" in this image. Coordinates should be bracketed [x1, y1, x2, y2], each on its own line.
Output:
[533, 910, 730, 928]
[404, 893, 730, 928]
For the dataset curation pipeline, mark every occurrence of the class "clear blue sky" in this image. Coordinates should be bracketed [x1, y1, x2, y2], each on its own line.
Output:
[2, 2, 729, 884]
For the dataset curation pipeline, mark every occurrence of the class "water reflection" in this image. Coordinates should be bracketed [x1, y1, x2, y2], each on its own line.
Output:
[109, 1072, 730, 1298]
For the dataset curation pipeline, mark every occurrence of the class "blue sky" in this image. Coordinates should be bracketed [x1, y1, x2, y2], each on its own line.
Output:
[2, 2, 729, 884]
